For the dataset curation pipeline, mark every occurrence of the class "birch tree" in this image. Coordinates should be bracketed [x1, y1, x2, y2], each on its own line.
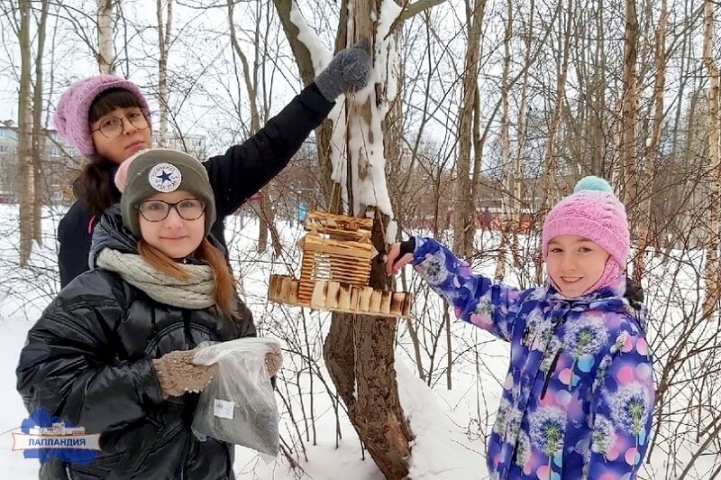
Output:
[97, 0, 114, 73]
[156, 0, 173, 147]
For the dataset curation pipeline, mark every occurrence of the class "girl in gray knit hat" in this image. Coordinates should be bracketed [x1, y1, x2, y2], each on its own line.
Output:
[17, 148, 282, 480]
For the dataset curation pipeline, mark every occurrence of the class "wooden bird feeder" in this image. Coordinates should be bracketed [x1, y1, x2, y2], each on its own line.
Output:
[268, 211, 413, 318]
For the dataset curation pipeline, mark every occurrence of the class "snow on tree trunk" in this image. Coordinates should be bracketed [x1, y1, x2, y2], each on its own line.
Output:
[277, 2, 447, 475]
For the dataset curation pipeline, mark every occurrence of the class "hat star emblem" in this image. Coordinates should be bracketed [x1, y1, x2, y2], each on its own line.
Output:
[147, 163, 182, 193]
[156, 170, 173, 183]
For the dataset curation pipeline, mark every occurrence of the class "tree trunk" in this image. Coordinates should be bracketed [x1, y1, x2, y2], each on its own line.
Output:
[275, 0, 447, 477]
[632, 0, 666, 282]
[452, 0, 484, 259]
[156, 0, 174, 147]
[620, 0, 640, 229]
[494, 0, 513, 280]
[534, 0, 573, 285]
[97, 0, 114, 73]
[32, 0, 50, 245]
[701, 0, 721, 320]
[18, 0, 34, 266]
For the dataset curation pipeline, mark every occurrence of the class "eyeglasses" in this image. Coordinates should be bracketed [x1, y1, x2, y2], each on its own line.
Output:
[91, 111, 149, 138]
[136, 198, 206, 222]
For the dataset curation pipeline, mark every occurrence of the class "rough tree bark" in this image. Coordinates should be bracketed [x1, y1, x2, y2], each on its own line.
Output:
[620, 0, 640, 229]
[632, 0, 667, 282]
[701, 0, 721, 320]
[275, 0, 446, 477]
[17, 0, 34, 266]
[452, 0, 485, 260]
[534, 0, 573, 285]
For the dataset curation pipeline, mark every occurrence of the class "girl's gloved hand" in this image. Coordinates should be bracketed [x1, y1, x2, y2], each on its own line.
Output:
[152, 350, 218, 399]
[385, 237, 416, 275]
[265, 352, 283, 377]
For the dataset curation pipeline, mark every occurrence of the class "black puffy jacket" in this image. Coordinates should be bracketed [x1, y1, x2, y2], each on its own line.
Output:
[58, 83, 334, 287]
[17, 208, 257, 480]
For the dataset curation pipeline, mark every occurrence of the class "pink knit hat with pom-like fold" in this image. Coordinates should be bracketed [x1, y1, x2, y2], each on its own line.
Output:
[53, 74, 151, 156]
[542, 176, 629, 294]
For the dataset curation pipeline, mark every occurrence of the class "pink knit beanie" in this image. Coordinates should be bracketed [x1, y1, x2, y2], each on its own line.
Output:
[53, 74, 151, 156]
[542, 176, 629, 293]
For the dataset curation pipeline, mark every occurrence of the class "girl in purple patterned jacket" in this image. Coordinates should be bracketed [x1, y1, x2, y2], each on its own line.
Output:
[386, 176, 655, 480]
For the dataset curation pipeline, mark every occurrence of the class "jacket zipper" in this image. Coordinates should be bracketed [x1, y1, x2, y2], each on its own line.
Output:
[540, 349, 562, 399]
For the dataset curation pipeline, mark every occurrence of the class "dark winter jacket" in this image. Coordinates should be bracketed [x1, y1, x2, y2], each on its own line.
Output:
[17, 207, 257, 480]
[58, 83, 334, 288]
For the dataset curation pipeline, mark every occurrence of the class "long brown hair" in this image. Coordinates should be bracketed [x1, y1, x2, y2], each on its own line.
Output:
[73, 88, 146, 215]
[137, 238, 238, 316]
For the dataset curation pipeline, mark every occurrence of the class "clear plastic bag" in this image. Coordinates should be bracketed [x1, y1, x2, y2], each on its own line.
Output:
[191, 337, 281, 457]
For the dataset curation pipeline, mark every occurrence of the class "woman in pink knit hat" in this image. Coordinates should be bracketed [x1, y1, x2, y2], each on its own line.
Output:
[54, 42, 371, 288]
[386, 176, 655, 479]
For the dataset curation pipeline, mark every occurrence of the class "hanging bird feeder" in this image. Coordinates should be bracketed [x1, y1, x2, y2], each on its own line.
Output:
[268, 210, 413, 318]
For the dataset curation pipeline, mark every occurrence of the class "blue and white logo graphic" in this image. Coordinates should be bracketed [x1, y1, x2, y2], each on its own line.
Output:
[148, 162, 182, 193]
[13, 409, 100, 465]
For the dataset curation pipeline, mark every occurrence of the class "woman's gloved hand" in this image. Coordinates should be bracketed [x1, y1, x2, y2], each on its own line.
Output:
[314, 39, 372, 101]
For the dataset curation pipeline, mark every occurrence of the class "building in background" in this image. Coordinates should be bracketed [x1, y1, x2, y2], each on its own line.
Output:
[0, 123, 206, 205]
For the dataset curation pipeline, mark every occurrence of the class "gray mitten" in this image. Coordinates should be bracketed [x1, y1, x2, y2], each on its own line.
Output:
[314, 39, 372, 102]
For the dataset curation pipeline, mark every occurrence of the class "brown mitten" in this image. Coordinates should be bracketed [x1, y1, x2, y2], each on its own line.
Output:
[152, 350, 218, 399]
[265, 352, 283, 377]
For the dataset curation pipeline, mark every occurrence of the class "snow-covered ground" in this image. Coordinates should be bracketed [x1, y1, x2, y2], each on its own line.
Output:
[0, 204, 717, 479]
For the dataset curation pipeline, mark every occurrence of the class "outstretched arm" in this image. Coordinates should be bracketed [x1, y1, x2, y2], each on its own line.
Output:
[388, 237, 532, 342]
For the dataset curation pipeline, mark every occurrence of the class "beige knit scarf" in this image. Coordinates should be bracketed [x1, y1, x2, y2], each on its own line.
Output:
[96, 248, 215, 309]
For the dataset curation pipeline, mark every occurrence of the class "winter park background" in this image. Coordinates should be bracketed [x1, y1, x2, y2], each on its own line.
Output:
[1, 0, 721, 479]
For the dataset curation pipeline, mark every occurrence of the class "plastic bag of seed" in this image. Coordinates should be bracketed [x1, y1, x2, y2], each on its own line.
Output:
[191, 337, 280, 458]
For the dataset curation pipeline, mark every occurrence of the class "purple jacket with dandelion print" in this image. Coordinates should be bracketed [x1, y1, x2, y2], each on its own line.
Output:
[410, 238, 655, 480]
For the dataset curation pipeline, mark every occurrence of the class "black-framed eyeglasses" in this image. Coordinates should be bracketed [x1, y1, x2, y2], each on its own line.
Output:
[136, 198, 206, 222]
[91, 110, 149, 138]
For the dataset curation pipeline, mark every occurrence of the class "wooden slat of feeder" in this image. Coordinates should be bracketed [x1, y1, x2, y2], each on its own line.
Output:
[268, 275, 412, 318]
[304, 212, 373, 241]
[302, 236, 375, 259]
[305, 211, 373, 231]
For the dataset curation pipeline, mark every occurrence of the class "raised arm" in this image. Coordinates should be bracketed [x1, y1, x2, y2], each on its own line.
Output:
[207, 42, 371, 217]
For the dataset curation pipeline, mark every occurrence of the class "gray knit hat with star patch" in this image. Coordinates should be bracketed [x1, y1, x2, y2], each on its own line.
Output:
[115, 148, 216, 237]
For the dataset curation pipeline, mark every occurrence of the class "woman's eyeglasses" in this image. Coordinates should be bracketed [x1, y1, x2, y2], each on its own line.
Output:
[136, 198, 206, 222]
[91, 111, 149, 138]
